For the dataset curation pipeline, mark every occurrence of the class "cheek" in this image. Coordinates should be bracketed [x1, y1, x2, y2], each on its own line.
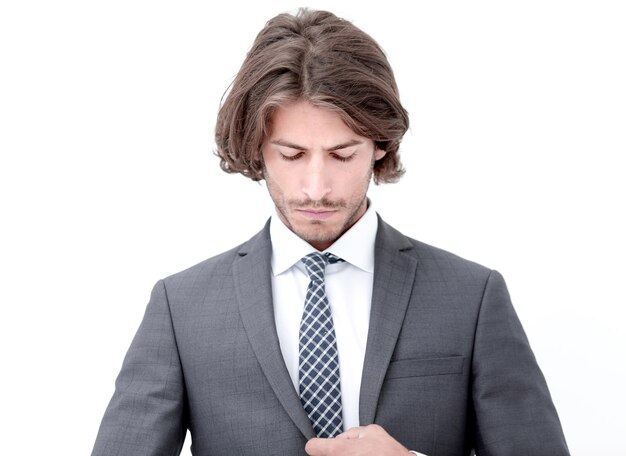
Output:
[266, 165, 299, 195]
[343, 165, 373, 190]
[264, 161, 285, 184]
[273, 169, 298, 190]
[333, 175, 367, 202]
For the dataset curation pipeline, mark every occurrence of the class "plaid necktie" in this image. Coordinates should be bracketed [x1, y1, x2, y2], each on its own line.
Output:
[299, 252, 344, 438]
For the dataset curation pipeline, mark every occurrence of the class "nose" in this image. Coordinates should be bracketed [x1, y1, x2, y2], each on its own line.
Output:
[302, 155, 331, 202]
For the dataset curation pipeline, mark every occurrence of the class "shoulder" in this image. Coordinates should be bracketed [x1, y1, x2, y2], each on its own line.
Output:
[377, 216, 494, 284]
[161, 220, 271, 289]
[165, 244, 242, 285]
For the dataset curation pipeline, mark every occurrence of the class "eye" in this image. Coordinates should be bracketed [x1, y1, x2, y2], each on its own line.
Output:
[331, 152, 355, 162]
[279, 152, 304, 161]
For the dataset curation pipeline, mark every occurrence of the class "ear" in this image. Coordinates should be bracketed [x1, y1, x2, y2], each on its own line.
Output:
[374, 147, 386, 161]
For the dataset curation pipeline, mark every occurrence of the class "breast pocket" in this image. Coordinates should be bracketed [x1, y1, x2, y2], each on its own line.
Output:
[385, 355, 465, 379]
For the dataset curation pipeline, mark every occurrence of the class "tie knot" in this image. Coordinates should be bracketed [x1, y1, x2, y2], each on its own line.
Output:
[302, 252, 343, 281]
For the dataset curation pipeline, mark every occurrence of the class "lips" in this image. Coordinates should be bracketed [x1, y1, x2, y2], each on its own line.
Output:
[297, 209, 337, 220]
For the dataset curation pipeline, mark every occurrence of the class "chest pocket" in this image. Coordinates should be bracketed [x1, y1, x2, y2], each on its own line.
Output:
[385, 355, 464, 379]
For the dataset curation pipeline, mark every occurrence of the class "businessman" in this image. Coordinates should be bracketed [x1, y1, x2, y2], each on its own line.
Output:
[93, 8, 569, 455]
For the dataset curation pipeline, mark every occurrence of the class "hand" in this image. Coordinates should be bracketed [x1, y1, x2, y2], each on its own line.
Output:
[305, 424, 410, 455]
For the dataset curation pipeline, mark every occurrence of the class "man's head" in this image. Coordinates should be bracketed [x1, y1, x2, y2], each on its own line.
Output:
[215, 8, 409, 184]
[261, 99, 385, 251]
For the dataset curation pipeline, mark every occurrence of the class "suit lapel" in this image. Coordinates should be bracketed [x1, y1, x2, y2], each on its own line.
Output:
[233, 221, 316, 440]
[359, 217, 418, 425]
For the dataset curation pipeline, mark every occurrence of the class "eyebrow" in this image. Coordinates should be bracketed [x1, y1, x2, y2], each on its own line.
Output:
[269, 139, 364, 152]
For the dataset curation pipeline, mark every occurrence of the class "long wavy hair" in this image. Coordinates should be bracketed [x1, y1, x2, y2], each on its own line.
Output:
[215, 8, 409, 184]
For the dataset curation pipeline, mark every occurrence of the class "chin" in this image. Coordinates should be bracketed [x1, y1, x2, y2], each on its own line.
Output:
[299, 228, 342, 248]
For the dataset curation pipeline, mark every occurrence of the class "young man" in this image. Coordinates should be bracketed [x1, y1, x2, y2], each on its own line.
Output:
[93, 9, 569, 456]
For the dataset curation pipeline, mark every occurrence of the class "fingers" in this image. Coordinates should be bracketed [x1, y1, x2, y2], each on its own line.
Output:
[305, 425, 387, 455]
[305, 424, 408, 455]
[336, 426, 365, 439]
[304, 437, 337, 455]
[305, 432, 357, 455]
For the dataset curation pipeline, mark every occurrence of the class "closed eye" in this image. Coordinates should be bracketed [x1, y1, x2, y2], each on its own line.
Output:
[331, 152, 355, 162]
[280, 152, 304, 161]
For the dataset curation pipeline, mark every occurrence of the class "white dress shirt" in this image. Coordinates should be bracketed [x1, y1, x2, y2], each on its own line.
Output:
[269, 204, 377, 431]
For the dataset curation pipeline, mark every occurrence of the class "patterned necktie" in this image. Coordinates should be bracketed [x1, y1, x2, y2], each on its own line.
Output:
[299, 252, 344, 438]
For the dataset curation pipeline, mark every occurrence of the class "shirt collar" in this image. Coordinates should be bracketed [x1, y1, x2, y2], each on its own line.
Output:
[270, 200, 378, 276]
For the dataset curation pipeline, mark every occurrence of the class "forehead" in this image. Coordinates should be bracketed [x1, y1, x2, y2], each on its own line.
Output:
[267, 100, 360, 143]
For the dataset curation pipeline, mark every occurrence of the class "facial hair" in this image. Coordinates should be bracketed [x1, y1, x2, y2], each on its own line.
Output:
[265, 166, 373, 250]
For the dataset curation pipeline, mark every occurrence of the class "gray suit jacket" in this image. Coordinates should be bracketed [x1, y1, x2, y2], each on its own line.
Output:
[92, 217, 569, 455]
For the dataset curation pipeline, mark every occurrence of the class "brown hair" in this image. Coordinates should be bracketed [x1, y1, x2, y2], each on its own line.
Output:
[215, 8, 409, 183]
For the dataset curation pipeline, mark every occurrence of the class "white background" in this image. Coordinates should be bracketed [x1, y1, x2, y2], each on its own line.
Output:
[1, 1, 624, 454]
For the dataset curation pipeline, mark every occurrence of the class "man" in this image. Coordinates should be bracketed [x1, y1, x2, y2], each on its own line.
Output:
[92, 9, 569, 456]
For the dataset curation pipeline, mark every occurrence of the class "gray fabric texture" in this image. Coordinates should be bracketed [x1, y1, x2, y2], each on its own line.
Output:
[92, 216, 569, 455]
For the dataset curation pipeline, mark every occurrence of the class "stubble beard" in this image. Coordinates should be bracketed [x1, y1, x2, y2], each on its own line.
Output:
[277, 195, 367, 248]
[266, 168, 373, 249]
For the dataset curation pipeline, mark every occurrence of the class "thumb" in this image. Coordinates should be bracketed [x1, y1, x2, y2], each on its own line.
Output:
[305, 437, 334, 455]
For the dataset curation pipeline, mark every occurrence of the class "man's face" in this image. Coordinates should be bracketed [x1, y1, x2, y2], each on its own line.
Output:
[261, 100, 386, 251]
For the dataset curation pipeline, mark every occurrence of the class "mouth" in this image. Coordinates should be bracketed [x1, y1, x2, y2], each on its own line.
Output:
[297, 208, 337, 220]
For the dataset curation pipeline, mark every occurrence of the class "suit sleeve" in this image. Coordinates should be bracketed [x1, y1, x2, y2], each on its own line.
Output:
[471, 270, 569, 455]
[92, 280, 187, 456]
